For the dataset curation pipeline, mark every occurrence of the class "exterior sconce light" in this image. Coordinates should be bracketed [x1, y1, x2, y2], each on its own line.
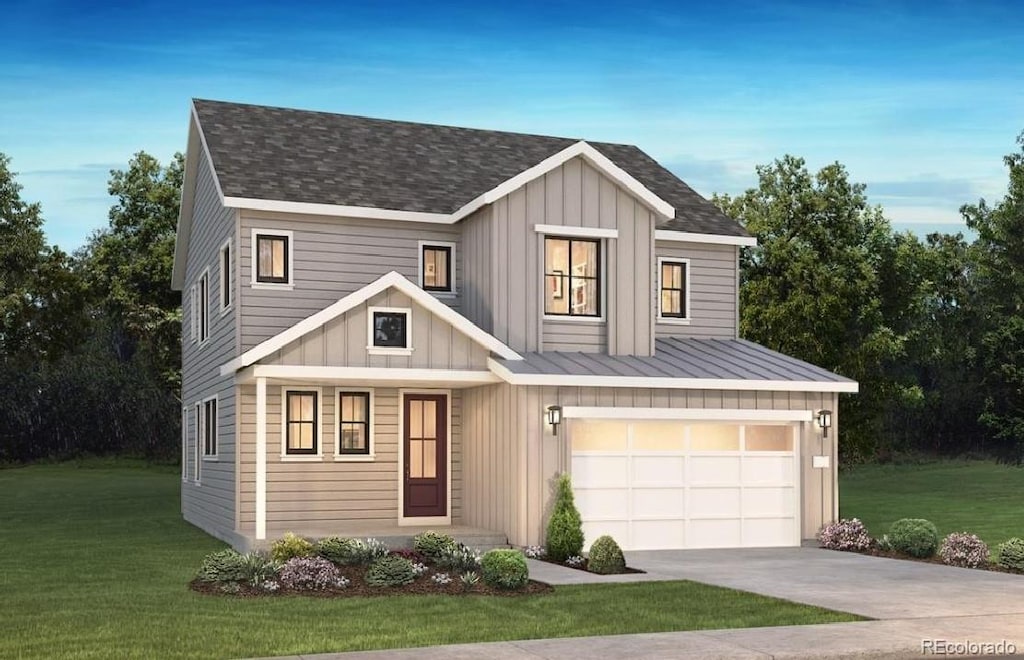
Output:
[817, 410, 833, 439]
[546, 405, 563, 435]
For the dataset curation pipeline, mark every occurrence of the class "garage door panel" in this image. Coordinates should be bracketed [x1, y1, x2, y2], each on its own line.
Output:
[688, 456, 741, 484]
[575, 488, 629, 520]
[742, 455, 794, 483]
[583, 521, 630, 548]
[744, 518, 795, 547]
[633, 520, 685, 550]
[689, 487, 741, 517]
[742, 487, 795, 517]
[572, 456, 628, 488]
[631, 456, 684, 485]
[631, 488, 684, 518]
[688, 518, 742, 548]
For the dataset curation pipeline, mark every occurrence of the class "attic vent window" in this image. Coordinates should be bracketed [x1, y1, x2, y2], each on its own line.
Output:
[367, 307, 413, 356]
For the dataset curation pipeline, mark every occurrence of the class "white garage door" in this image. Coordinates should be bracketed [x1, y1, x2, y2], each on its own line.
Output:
[571, 420, 800, 550]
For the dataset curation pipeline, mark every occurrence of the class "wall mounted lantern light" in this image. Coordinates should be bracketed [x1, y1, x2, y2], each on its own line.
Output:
[546, 405, 563, 436]
[817, 410, 833, 439]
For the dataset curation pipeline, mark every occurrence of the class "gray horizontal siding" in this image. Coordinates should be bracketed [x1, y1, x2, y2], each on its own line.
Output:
[655, 241, 737, 339]
[239, 210, 462, 351]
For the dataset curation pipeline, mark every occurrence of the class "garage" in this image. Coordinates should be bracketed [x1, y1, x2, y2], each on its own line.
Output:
[570, 418, 801, 550]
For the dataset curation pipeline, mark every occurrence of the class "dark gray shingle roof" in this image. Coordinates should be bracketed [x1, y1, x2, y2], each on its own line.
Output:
[193, 99, 747, 237]
[495, 338, 856, 387]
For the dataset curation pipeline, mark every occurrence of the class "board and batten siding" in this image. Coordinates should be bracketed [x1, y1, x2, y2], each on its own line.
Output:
[237, 386, 463, 533]
[238, 210, 462, 352]
[483, 156, 655, 356]
[181, 148, 239, 546]
[462, 384, 838, 547]
[261, 289, 488, 370]
[655, 241, 738, 339]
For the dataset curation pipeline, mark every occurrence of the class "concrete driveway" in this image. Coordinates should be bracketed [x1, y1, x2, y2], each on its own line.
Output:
[625, 547, 1024, 620]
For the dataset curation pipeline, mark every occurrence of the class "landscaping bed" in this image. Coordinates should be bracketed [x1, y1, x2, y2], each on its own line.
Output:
[527, 551, 645, 575]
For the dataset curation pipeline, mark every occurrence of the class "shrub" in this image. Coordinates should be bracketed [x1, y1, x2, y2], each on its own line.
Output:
[997, 538, 1024, 571]
[278, 557, 347, 591]
[239, 552, 280, 586]
[197, 549, 247, 583]
[545, 473, 584, 562]
[366, 555, 417, 587]
[389, 548, 427, 563]
[271, 532, 315, 563]
[316, 536, 360, 564]
[480, 549, 529, 590]
[587, 535, 627, 574]
[888, 518, 939, 558]
[413, 531, 456, 559]
[431, 572, 452, 585]
[817, 518, 873, 552]
[460, 571, 480, 591]
[938, 532, 990, 568]
[435, 542, 481, 572]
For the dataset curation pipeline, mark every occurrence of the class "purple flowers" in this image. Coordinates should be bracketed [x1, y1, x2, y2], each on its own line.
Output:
[939, 532, 990, 568]
[817, 518, 873, 551]
[279, 556, 348, 590]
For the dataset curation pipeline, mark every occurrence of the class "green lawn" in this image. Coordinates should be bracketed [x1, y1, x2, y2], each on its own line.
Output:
[840, 460, 1024, 546]
[0, 461, 858, 659]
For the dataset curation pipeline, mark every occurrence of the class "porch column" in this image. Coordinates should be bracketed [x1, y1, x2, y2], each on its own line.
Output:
[256, 376, 267, 541]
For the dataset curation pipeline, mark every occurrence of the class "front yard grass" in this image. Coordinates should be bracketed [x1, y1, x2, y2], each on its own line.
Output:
[1, 461, 860, 659]
[840, 460, 1024, 547]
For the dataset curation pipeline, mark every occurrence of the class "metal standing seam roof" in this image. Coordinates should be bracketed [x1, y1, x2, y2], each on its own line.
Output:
[191, 99, 749, 237]
[494, 337, 857, 387]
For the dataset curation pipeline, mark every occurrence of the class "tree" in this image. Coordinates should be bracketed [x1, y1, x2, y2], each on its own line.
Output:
[84, 151, 184, 389]
[715, 156, 909, 461]
[960, 132, 1024, 462]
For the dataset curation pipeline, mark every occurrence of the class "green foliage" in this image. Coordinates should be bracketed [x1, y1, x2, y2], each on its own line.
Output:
[587, 535, 627, 575]
[887, 518, 939, 558]
[316, 536, 358, 564]
[413, 531, 456, 559]
[480, 549, 529, 590]
[545, 473, 584, 561]
[365, 555, 416, 587]
[196, 549, 246, 583]
[434, 542, 481, 571]
[239, 552, 279, 586]
[997, 538, 1024, 571]
[270, 533, 315, 563]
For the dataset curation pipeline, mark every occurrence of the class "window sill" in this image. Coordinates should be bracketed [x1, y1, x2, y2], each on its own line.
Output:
[427, 291, 457, 299]
[202, 456, 219, 462]
[334, 454, 376, 462]
[219, 305, 233, 317]
[657, 317, 691, 325]
[367, 347, 414, 356]
[543, 315, 606, 324]
[251, 282, 294, 291]
[280, 455, 323, 462]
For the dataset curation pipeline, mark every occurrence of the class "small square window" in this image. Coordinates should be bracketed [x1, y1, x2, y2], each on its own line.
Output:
[253, 231, 292, 285]
[371, 310, 408, 348]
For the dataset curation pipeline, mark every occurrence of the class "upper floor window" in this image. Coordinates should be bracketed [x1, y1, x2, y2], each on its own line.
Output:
[219, 239, 232, 312]
[544, 237, 601, 317]
[420, 241, 454, 293]
[368, 307, 412, 355]
[252, 229, 293, 286]
[658, 258, 689, 322]
[197, 270, 210, 343]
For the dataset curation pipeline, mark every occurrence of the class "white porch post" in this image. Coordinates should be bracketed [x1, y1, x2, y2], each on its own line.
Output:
[255, 376, 267, 541]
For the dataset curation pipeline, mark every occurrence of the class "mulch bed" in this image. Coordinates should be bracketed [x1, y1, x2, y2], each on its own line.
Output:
[189, 561, 554, 598]
[532, 556, 645, 575]
[834, 546, 1024, 575]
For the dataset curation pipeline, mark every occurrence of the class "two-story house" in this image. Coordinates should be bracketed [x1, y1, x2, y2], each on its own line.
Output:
[171, 99, 857, 552]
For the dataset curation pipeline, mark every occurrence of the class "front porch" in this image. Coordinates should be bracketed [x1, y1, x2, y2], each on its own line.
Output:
[245, 523, 509, 553]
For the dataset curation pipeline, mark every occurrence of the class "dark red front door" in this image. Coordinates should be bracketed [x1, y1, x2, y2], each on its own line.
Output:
[403, 394, 447, 518]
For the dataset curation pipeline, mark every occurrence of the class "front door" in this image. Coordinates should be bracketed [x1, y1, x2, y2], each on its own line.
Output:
[403, 393, 447, 518]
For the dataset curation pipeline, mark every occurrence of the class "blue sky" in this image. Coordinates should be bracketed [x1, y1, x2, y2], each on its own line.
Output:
[2, 0, 1022, 249]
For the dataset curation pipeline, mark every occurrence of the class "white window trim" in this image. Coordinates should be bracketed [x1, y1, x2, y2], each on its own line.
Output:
[397, 388, 453, 526]
[250, 228, 295, 290]
[417, 240, 457, 296]
[367, 306, 414, 356]
[219, 238, 232, 315]
[197, 268, 211, 345]
[193, 401, 202, 485]
[334, 388, 375, 462]
[201, 394, 219, 460]
[181, 406, 188, 482]
[540, 234, 607, 324]
[657, 257, 691, 325]
[280, 386, 323, 461]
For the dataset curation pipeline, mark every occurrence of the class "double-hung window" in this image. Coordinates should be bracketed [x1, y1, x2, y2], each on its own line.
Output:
[337, 391, 371, 457]
[284, 390, 319, 456]
[544, 237, 601, 317]
[202, 398, 218, 457]
[658, 258, 689, 321]
[219, 240, 232, 311]
[252, 230, 293, 286]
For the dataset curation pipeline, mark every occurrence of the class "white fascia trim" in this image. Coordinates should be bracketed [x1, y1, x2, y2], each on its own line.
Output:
[655, 230, 758, 247]
[249, 364, 500, 384]
[451, 141, 675, 222]
[487, 358, 860, 393]
[224, 196, 453, 224]
[561, 407, 814, 422]
[220, 271, 521, 374]
[534, 224, 619, 239]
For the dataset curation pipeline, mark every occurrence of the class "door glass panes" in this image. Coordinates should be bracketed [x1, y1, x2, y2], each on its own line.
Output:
[408, 399, 438, 479]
